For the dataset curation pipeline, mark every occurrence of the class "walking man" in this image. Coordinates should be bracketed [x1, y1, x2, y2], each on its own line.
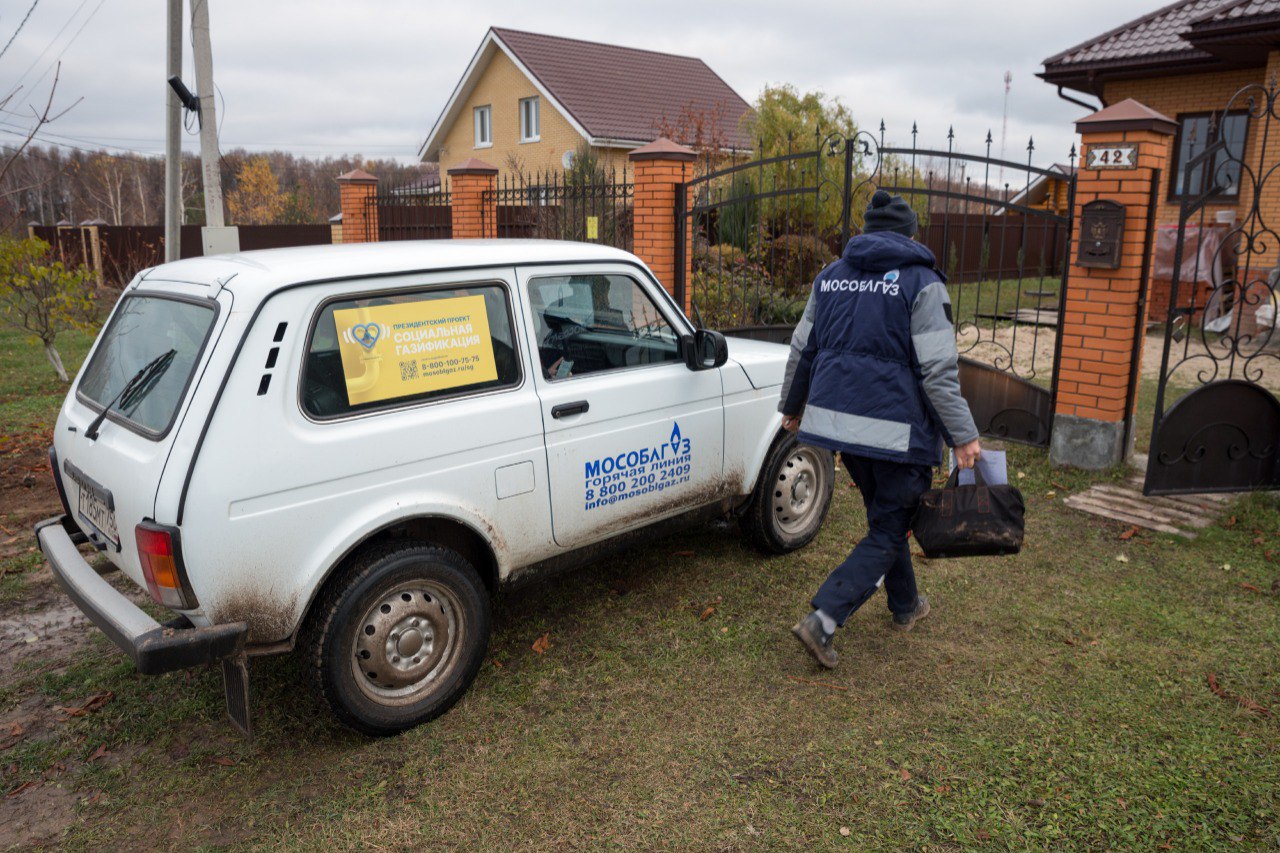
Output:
[783, 190, 982, 668]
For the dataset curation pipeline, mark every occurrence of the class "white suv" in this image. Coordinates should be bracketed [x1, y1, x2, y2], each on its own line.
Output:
[36, 240, 834, 736]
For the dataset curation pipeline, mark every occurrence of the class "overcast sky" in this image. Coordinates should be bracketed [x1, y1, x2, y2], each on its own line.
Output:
[0, 0, 1155, 169]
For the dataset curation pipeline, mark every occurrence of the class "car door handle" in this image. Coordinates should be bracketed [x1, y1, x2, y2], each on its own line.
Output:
[551, 400, 590, 419]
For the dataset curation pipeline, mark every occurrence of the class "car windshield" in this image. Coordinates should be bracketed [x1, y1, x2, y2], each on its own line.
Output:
[78, 295, 216, 436]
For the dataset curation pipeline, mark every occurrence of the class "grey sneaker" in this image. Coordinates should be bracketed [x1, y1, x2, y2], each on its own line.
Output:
[892, 595, 931, 631]
[791, 611, 838, 669]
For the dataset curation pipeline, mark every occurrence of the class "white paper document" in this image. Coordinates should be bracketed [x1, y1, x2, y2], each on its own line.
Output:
[954, 449, 1008, 486]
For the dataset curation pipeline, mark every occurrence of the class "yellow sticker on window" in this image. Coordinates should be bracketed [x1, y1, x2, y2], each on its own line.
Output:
[333, 294, 498, 405]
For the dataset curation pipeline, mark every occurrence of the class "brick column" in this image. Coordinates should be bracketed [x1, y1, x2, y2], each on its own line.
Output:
[630, 138, 696, 308]
[1050, 99, 1175, 470]
[447, 158, 498, 239]
[336, 169, 378, 243]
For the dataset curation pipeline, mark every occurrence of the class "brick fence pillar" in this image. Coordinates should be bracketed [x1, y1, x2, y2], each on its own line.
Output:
[630, 138, 696, 308]
[447, 158, 498, 239]
[336, 169, 379, 243]
[1050, 99, 1175, 470]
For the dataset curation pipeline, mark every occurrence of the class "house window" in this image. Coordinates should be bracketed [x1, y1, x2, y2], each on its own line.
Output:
[520, 96, 540, 143]
[1170, 112, 1248, 199]
[474, 105, 492, 148]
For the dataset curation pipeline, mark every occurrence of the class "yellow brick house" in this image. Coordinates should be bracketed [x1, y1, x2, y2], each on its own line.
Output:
[1040, 0, 1280, 320]
[418, 27, 753, 182]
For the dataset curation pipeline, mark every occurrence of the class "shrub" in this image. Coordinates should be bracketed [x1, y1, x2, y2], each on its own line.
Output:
[0, 237, 97, 381]
[768, 234, 834, 291]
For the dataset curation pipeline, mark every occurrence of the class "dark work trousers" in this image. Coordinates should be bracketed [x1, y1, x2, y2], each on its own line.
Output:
[811, 453, 934, 625]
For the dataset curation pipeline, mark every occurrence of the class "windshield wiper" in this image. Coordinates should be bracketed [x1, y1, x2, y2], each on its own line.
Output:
[84, 348, 176, 441]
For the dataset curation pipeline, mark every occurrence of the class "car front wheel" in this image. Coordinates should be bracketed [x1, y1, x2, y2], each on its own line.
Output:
[740, 433, 835, 554]
[305, 542, 490, 736]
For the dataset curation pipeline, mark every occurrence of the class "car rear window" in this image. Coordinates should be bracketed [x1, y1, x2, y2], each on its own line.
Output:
[78, 294, 217, 437]
[303, 282, 520, 418]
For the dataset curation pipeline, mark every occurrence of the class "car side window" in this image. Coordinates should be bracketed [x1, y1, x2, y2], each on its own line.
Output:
[303, 282, 520, 418]
[526, 274, 681, 380]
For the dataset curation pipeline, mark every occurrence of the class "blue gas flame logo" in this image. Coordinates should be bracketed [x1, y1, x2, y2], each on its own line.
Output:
[883, 269, 900, 285]
[670, 422, 682, 454]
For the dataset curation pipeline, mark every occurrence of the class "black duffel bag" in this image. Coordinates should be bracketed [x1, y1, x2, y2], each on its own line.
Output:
[911, 467, 1025, 559]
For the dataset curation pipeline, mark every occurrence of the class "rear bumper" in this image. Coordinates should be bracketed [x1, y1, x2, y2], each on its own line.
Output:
[34, 516, 246, 675]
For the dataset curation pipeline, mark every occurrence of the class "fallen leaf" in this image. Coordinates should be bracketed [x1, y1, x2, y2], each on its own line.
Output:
[1119, 526, 1140, 540]
[1063, 638, 1076, 646]
[6, 780, 41, 798]
[699, 606, 715, 621]
[531, 633, 550, 655]
[87, 744, 110, 762]
[56, 691, 113, 718]
[1016, 471, 1026, 479]
[899, 767, 911, 782]
[1225, 516, 1238, 528]
[1118, 797, 1128, 810]
[491, 659, 505, 669]
[1206, 672, 1271, 717]
[1046, 491, 1056, 498]
[207, 756, 235, 767]
[1051, 481, 1067, 490]
[8, 723, 22, 738]
[1254, 536, 1266, 545]
[720, 627, 728, 634]
[1115, 554, 1129, 563]
[1240, 583, 1264, 594]
[976, 829, 991, 841]
[839, 826, 851, 837]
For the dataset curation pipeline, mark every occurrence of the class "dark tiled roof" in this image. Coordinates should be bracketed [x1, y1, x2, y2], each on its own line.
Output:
[1198, 0, 1280, 21]
[1043, 0, 1231, 70]
[491, 28, 753, 149]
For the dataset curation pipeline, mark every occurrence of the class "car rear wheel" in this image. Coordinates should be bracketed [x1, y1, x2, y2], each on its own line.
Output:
[304, 542, 490, 736]
[740, 433, 835, 554]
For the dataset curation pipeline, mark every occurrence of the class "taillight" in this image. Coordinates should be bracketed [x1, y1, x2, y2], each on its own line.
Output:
[135, 521, 197, 609]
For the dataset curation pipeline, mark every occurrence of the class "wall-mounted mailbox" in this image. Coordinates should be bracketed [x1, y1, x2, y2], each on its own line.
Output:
[1077, 200, 1125, 269]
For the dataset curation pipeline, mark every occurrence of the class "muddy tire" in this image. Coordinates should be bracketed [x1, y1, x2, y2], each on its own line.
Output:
[304, 542, 490, 736]
[740, 434, 835, 554]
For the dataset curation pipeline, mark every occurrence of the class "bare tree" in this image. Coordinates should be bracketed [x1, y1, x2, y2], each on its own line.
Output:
[0, 63, 81, 230]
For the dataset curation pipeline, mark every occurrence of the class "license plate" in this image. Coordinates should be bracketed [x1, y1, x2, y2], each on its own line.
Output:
[65, 463, 119, 549]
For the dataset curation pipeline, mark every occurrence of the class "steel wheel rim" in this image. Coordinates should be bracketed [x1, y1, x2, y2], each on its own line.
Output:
[771, 445, 827, 535]
[350, 579, 464, 706]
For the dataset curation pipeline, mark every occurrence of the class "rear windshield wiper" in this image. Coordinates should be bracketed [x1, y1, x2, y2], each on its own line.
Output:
[85, 349, 176, 441]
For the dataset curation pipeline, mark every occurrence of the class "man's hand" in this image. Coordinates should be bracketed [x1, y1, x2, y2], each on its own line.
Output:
[954, 438, 982, 470]
[781, 414, 802, 433]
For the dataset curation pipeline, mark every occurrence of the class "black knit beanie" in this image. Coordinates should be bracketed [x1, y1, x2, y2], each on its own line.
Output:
[864, 189, 917, 237]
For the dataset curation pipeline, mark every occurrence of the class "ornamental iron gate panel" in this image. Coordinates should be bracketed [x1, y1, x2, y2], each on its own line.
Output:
[1144, 81, 1280, 496]
[676, 125, 1077, 448]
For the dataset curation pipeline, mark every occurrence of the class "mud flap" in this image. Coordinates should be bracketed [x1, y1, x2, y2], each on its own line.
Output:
[221, 653, 253, 742]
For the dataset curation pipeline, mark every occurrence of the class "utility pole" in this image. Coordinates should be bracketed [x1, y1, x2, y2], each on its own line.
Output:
[189, 0, 238, 252]
[999, 70, 1012, 189]
[164, 0, 182, 262]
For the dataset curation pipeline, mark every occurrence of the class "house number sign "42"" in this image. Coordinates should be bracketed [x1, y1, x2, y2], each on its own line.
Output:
[1085, 143, 1138, 169]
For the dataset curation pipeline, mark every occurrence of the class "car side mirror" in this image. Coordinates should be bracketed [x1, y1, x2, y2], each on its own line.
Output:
[683, 329, 728, 370]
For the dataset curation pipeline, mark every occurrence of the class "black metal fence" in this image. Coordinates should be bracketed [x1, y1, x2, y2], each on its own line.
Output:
[1145, 80, 1280, 495]
[366, 184, 452, 242]
[484, 169, 633, 250]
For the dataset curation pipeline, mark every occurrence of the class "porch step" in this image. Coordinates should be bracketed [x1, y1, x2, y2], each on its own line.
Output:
[1062, 466, 1234, 539]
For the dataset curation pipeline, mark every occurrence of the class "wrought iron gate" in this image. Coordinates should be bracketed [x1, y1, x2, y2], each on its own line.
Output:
[676, 124, 1077, 447]
[1145, 81, 1280, 495]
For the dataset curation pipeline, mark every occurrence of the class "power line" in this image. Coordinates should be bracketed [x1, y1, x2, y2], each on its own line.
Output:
[7, 0, 89, 95]
[0, 0, 41, 63]
[22, 0, 107, 99]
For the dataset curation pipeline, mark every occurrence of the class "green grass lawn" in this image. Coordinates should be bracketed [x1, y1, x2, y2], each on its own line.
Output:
[0, 307, 1276, 848]
[0, 325, 96, 439]
[0, 442, 1275, 848]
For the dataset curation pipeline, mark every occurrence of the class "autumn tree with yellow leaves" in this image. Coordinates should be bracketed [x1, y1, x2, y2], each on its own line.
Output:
[227, 156, 285, 225]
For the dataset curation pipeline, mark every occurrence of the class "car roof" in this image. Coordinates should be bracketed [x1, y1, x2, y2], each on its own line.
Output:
[137, 239, 645, 301]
